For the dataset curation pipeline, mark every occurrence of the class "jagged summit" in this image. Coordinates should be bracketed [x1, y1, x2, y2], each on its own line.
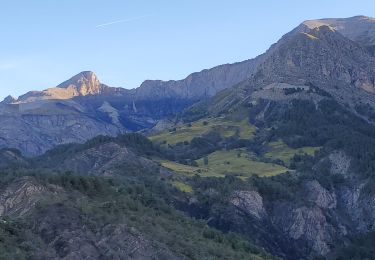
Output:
[256, 21, 375, 95]
[303, 15, 375, 29]
[57, 71, 102, 96]
[15, 71, 117, 103]
[2, 95, 18, 104]
[300, 15, 375, 47]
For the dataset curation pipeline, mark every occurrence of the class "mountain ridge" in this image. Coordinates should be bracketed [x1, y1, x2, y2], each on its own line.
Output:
[5, 16, 375, 105]
[1, 15, 375, 156]
[193, 21, 375, 120]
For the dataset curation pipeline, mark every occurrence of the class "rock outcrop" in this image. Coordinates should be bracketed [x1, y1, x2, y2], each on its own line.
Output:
[0, 176, 180, 259]
[197, 16, 375, 120]
[305, 180, 337, 209]
[56, 142, 165, 177]
[205, 172, 375, 258]
[272, 203, 335, 256]
[0, 177, 62, 217]
[16, 71, 124, 103]
[57, 71, 104, 96]
[0, 111, 123, 156]
[2, 95, 17, 104]
[135, 56, 265, 100]
[32, 205, 178, 260]
[301, 15, 375, 50]
[230, 190, 266, 220]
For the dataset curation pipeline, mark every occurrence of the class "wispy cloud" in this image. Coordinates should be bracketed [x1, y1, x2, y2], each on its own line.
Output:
[96, 15, 150, 28]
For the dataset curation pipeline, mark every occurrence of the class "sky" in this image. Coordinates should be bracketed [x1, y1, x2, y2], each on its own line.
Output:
[0, 0, 374, 100]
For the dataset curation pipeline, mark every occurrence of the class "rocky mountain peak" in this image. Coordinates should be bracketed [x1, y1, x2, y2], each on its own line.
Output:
[57, 71, 102, 96]
[207, 19, 375, 117]
[15, 71, 111, 103]
[2, 95, 18, 104]
[255, 21, 375, 88]
[300, 15, 375, 47]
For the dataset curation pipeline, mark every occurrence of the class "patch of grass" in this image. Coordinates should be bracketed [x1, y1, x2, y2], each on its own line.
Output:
[264, 140, 321, 165]
[160, 160, 223, 178]
[196, 149, 288, 178]
[150, 117, 256, 145]
[159, 147, 288, 179]
[238, 120, 256, 139]
[172, 181, 193, 193]
[161, 161, 200, 174]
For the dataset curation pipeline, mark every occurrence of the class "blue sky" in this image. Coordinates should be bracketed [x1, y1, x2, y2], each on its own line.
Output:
[0, 0, 374, 99]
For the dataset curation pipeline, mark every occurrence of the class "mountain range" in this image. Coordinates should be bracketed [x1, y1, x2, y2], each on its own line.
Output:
[1, 16, 374, 156]
[1, 15, 375, 259]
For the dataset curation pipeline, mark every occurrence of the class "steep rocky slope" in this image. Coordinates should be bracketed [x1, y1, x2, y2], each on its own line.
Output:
[161, 16, 375, 259]
[33, 133, 171, 178]
[0, 141, 274, 259]
[0, 101, 122, 156]
[0, 73, 133, 156]
[0, 177, 185, 259]
[135, 56, 265, 100]
[0, 148, 28, 168]
[173, 93, 375, 259]
[301, 15, 375, 53]
[190, 20, 375, 121]
[255, 25, 375, 105]
[185, 149, 375, 259]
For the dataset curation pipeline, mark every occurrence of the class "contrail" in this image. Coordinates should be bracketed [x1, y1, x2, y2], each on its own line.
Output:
[96, 15, 150, 28]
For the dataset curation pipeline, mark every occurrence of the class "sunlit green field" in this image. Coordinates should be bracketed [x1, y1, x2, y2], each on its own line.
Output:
[171, 181, 193, 193]
[149, 117, 256, 145]
[151, 120, 320, 180]
[196, 149, 288, 178]
[160, 149, 288, 179]
[264, 140, 321, 165]
[160, 160, 223, 177]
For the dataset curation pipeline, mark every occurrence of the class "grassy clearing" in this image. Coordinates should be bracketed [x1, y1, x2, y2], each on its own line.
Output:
[264, 140, 321, 165]
[196, 149, 288, 178]
[160, 149, 288, 179]
[238, 120, 255, 139]
[160, 160, 223, 178]
[171, 181, 193, 193]
[161, 160, 199, 175]
[149, 117, 256, 145]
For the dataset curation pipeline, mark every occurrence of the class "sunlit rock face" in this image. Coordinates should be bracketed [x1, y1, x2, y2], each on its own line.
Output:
[15, 71, 119, 103]
[302, 15, 375, 47]
[57, 71, 102, 96]
[206, 19, 375, 117]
